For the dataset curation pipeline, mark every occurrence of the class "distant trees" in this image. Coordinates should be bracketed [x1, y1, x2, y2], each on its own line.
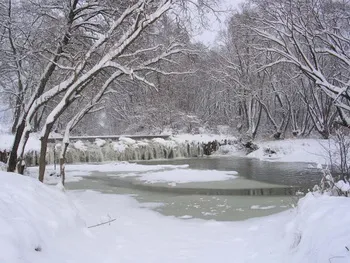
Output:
[251, 0, 350, 128]
[66, 0, 350, 141]
[3, 0, 219, 181]
[199, 0, 350, 139]
[3, 0, 350, 181]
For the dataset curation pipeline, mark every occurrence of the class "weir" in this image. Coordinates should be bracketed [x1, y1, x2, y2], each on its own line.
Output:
[47, 134, 171, 143]
[23, 136, 227, 167]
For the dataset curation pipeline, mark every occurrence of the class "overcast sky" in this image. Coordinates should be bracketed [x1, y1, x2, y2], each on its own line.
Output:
[194, 0, 243, 46]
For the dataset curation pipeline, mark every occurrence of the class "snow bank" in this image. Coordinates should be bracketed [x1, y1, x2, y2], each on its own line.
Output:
[72, 190, 350, 263]
[1, 171, 350, 263]
[0, 172, 83, 263]
[247, 139, 333, 164]
[285, 193, 350, 262]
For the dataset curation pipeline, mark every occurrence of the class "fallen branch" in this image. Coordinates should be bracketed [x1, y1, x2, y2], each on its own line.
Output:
[88, 218, 116, 228]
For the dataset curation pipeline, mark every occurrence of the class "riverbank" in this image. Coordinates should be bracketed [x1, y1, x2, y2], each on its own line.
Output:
[213, 136, 337, 166]
[0, 132, 335, 165]
[1, 171, 349, 263]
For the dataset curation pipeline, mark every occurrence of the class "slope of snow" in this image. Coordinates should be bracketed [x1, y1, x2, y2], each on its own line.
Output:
[1, 171, 350, 263]
[246, 139, 334, 164]
[0, 172, 84, 263]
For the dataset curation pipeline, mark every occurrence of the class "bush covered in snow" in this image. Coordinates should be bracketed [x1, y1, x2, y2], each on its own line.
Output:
[314, 168, 350, 197]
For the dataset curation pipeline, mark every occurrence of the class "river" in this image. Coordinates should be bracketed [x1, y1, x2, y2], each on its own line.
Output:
[66, 156, 321, 221]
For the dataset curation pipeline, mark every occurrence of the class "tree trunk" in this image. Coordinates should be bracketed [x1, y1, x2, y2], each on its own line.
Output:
[16, 128, 32, 174]
[11, 98, 22, 134]
[7, 120, 25, 172]
[59, 158, 65, 186]
[252, 103, 263, 139]
[38, 124, 53, 182]
[60, 142, 69, 185]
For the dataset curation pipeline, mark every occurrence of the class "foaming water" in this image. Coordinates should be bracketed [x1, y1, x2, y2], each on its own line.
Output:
[42, 140, 204, 165]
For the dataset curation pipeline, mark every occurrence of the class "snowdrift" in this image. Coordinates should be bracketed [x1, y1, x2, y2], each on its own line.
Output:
[1, 171, 350, 262]
[0, 172, 83, 263]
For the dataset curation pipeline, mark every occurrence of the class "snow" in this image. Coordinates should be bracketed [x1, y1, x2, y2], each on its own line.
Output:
[135, 169, 238, 184]
[119, 136, 136, 145]
[49, 132, 63, 139]
[1, 172, 350, 263]
[0, 133, 41, 153]
[152, 137, 177, 147]
[250, 205, 276, 210]
[0, 172, 84, 263]
[94, 138, 106, 147]
[172, 133, 236, 144]
[112, 141, 127, 152]
[29, 162, 237, 185]
[216, 144, 243, 155]
[73, 140, 87, 151]
[27, 162, 190, 183]
[246, 139, 335, 164]
[66, 162, 189, 174]
[178, 215, 193, 219]
[335, 180, 350, 193]
[110, 136, 177, 154]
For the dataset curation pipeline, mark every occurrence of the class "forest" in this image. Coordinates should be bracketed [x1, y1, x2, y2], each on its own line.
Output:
[1, 0, 350, 176]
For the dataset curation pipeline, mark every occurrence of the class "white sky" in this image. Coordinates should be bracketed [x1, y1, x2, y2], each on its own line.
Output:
[194, 0, 243, 46]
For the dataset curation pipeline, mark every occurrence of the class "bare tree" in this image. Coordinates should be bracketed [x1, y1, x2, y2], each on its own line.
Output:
[251, 0, 350, 127]
[5, 0, 219, 182]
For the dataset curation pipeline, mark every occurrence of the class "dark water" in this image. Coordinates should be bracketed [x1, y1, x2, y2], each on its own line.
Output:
[134, 156, 322, 188]
[67, 174, 298, 221]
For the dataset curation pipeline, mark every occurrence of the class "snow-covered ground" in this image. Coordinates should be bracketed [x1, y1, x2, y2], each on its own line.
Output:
[245, 138, 337, 165]
[1, 171, 350, 263]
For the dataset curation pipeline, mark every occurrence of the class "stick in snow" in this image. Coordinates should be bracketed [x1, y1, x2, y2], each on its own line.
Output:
[88, 218, 116, 228]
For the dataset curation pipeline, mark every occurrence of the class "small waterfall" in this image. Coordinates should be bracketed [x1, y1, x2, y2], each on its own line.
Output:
[45, 138, 207, 165]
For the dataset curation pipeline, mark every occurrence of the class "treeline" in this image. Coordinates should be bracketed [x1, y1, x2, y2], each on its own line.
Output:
[1, 0, 350, 181]
[75, 0, 349, 140]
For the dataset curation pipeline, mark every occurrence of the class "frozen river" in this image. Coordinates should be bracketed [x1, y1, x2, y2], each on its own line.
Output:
[66, 156, 321, 221]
